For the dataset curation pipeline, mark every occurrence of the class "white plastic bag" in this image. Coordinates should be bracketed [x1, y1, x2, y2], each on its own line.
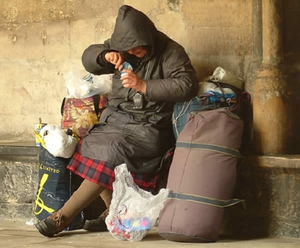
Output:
[106, 163, 169, 242]
[198, 81, 236, 95]
[209, 67, 244, 90]
[39, 124, 78, 158]
[64, 70, 113, 99]
[91, 74, 113, 96]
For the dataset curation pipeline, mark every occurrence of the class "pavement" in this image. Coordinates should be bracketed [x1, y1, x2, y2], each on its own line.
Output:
[0, 219, 299, 248]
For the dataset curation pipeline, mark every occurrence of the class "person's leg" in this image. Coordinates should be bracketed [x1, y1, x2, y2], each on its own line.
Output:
[35, 179, 105, 237]
[100, 188, 113, 208]
[83, 188, 113, 232]
[61, 180, 106, 220]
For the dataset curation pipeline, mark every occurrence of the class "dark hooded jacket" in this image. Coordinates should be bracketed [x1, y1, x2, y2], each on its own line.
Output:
[80, 5, 199, 173]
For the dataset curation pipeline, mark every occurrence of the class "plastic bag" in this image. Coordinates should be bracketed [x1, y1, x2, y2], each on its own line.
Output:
[91, 74, 113, 96]
[34, 147, 84, 230]
[64, 70, 113, 99]
[39, 124, 78, 158]
[198, 81, 236, 95]
[209, 67, 244, 90]
[106, 163, 169, 242]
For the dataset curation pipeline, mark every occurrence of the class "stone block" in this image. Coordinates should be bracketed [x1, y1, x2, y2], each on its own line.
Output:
[43, 22, 70, 59]
[0, 153, 38, 220]
[186, 27, 252, 56]
[222, 156, 300, 239]
[181, 0, 252, 28]
[0, 23, 46, 60]
[70, 19, 97, 59]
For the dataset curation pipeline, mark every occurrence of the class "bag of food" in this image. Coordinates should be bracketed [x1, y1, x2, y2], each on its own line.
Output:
[106, 163, 169, 242]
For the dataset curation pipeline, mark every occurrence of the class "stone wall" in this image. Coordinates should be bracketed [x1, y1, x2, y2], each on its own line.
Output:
[0, 157, 38, 220]
[0, 0, 254, 140]
[222, 156, 300, 238]
[1, 1, 300, 150]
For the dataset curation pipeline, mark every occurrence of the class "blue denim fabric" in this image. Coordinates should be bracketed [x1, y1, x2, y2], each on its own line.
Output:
[172, 96, 218, 139]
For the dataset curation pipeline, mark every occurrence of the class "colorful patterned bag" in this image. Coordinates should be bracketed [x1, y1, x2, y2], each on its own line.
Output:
[61, 95, 107, 138]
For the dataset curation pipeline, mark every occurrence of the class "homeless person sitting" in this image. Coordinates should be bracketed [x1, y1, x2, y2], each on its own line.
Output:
[35, 4, 199, 237]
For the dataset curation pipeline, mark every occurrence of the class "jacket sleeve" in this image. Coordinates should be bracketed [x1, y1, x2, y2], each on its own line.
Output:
[145, 41, 199, 102]
[81, 42, 115, 75]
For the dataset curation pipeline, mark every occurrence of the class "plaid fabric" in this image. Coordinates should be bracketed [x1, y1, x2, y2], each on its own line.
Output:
[67, 140, 161, 193]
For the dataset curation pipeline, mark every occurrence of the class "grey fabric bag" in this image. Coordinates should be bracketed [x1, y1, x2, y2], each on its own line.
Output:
[158, 108, 244, 242]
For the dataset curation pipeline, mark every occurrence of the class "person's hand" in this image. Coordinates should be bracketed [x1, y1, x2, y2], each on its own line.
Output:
[104, 52, 124, 69]
[121, 69, 146, 93]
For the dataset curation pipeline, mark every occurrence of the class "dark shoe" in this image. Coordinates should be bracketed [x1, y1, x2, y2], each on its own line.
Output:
[83, 209, 109, 232]
[35, 212, 67, 237]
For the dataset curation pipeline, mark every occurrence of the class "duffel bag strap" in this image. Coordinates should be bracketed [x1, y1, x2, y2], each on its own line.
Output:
[92, 94, 100, 117]
[176, 141, 244, 159]
[60, 97, 66, 116]
[168, 192, 246, 209]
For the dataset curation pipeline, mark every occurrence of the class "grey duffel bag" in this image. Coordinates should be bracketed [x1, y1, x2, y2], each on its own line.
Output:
[158, 108, 245, 242]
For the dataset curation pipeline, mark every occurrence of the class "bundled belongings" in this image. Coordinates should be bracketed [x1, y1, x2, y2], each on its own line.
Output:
[172, 67, 251, 139]
[201, 67, 251, 119]
[172, 96, 217, 139]
[33, 126, 82, 229]
[158, 108, 245, 242]
[33, 69, 112, 231]
[61, 71, 112, 138]
[34, 124, 105, 230]
[208, 66, 244, 90]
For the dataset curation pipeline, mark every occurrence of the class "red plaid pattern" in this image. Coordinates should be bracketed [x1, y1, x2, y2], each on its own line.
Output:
[67, 141, 161, 193]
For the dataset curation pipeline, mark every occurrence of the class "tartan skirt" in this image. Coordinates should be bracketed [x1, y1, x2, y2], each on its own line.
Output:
[67, 140, 161, 193]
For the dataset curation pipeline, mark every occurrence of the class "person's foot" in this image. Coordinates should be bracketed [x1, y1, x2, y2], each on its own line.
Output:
[83, 209, 109, 232]
[35, 212, 68, 237]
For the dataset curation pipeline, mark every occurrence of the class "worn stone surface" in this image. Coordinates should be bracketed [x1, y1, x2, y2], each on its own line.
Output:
[252, 0, 296, 155]
[1, 220, 300, 248]
[222, 156, 300, 239]
[0, 158, 39, 219]
[253, 64, 293, 154]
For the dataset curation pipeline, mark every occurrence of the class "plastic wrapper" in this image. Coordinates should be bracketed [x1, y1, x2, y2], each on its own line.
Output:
[39, 124, 78, 158]
[106, 163, 169, 242]
[208, 67, 244, 90]
[64, 70, 113, 99]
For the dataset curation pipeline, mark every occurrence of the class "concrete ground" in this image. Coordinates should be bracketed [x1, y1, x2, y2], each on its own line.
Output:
[0, 219, 299, 248]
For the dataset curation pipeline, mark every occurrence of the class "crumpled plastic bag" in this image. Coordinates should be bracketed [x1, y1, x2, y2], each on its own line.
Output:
[208, 67, 244, 90]
[198, 81, 236, 95]
[38, 124, 78, 158]
[64, 70, 113, 99]
[106, 163, 169, 242]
